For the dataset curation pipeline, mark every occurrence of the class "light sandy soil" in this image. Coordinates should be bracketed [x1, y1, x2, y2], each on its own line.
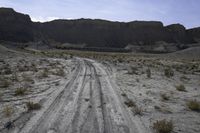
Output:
[0, 47, 200, 133]
[113, 58, 200, 133]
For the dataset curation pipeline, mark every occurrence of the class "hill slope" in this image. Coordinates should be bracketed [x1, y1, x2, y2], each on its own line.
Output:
[0, 7, 200, 49]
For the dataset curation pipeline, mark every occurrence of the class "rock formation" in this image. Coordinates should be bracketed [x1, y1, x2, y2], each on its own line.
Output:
[0, 7, 199, 51]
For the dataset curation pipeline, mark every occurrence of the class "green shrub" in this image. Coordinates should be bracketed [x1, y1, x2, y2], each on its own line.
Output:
[161, 93, 169, 101]
[39, 69, 49, 78]
[146, 68, 151, 78]
[3, 67, 12, 75]
[133, 106, 143, 116]
[55, 68, 65, 77]
[26, 101, 41, 111]
[176, 84, 186, 92]
[187, 100, 200, 111]
[164, 68, 174, 78]
[0, 79, 10, 88]
[128, 67, 138, 75]
[15, 88, 27, 96]
[121, 93, 127, 97]
[153, 119, 173, 133]
[124, 100, 136, 107]
[3, 106, 14, 117]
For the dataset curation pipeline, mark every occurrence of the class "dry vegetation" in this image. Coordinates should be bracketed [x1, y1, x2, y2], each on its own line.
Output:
[26, 101, 41, 111]
[0, 48, 199, 132]
[187, 100, 200, 112]
[0, 50, 75, 130]
[153, 119, 173, 133]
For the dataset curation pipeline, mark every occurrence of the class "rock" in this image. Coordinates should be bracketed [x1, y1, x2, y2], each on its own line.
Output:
[0, 7, 199, 50]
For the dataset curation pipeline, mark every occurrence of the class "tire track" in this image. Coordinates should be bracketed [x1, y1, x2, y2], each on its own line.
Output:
[5, 58, 147, 133]
[17, 59, 84, 133]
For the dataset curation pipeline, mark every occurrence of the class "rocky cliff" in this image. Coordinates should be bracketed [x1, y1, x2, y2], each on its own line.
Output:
[0, 7, 199, 49]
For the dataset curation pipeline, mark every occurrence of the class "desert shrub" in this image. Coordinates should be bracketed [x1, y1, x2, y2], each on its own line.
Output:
[15, 88, 27, 96]
[176, 84, 186, 92]
[39, 69, 49, 78]
[164, 68, 174, 78]
[121, 93, 127, 97]
[26, 101, 41, 111]
[18, 65, 29, 72]
[146, 68, 151, 78]
[180, 75, 190, 81]
[128, 66, 138, 75]
[30, 63, 38, 72]
[22, 74, 34, 83]
[117, 58, 123, 63]
[3, 106, 14, 117]
[11, 72, 19, 82]
[161, 93, 169, 101]
[133, 106, 143, 116]
[55, 68, 65, 77]
[4, 68, 12, 75]
[154, 105, 161, 110]
[0, 92, 2, 100]
[0, 79, 11, 88]
[124, 100, 136, 107]
[187, 100, 200, 111]
[153, 119, 173, 133]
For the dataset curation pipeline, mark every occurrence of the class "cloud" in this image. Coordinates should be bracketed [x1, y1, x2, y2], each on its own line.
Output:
[31, 16, 59, 22]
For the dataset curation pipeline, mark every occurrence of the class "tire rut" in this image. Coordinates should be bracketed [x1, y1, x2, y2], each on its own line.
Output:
[6, 58, 147, 133]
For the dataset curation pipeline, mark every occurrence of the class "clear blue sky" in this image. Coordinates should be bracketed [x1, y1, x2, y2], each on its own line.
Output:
[0, 0, 199, 29]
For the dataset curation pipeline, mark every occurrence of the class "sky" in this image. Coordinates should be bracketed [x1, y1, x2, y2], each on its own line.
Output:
[0, 0, 199, 29]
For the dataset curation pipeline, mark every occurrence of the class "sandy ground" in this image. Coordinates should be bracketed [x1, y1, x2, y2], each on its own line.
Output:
[0, 47, 200, 133]
[113, 58, 200, 133]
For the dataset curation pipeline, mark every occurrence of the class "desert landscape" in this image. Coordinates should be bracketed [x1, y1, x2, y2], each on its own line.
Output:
[0, 45, 200, 133]
[0, 1, 200, 133]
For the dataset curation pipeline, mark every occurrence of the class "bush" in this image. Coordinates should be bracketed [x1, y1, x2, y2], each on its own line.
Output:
[22, 74, 34, 83]
[3, 106, 13, 117]
[121, 93, 127, 97]
[11, 72, 19, 82]
[4, 68, 12, 75]
[133, 106, 143, 116]
[15, 88, 27, 96]
[161, 93, 169, 101]
[55, 68, 65, 77]
[127, 66, 138, 75]
[39, 69, 49, 78]
[0, 79, 10, 88]
[176, 84, 186, 92]
[153, 119, 173, 133]
[124, 100, 136, 107]
[146, 68, 151, 78]
[187, 100, 200, 111]
[164, 68, 174, 78]
[26, 101, 41, 111]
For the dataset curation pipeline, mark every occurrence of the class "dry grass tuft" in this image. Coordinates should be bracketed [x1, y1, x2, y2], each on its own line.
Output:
[26, 101, 41, 111]
[3, 106, 14, 117]
[0, 79, 11, 88]
[55, 68, 65, 77]
[164, 68, 174, 78]
[153, 119, 173, 133]
[146, 68, 151, 78]
[133, 106, 143, 116]
[124, 100, 136, 107]
[15, 88, 27, 96]
[187, 100, 200, 112]
[161, 93, 170, 101]
[176, 84, 186, 92]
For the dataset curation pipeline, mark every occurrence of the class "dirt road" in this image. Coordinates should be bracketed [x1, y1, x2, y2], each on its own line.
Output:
[3, 58, 147, 133]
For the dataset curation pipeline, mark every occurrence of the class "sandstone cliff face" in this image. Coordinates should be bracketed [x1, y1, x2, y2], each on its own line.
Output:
[0, 8, 199, 49]
[0, 8, 34, 42]
[187, 27, 200, 43]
